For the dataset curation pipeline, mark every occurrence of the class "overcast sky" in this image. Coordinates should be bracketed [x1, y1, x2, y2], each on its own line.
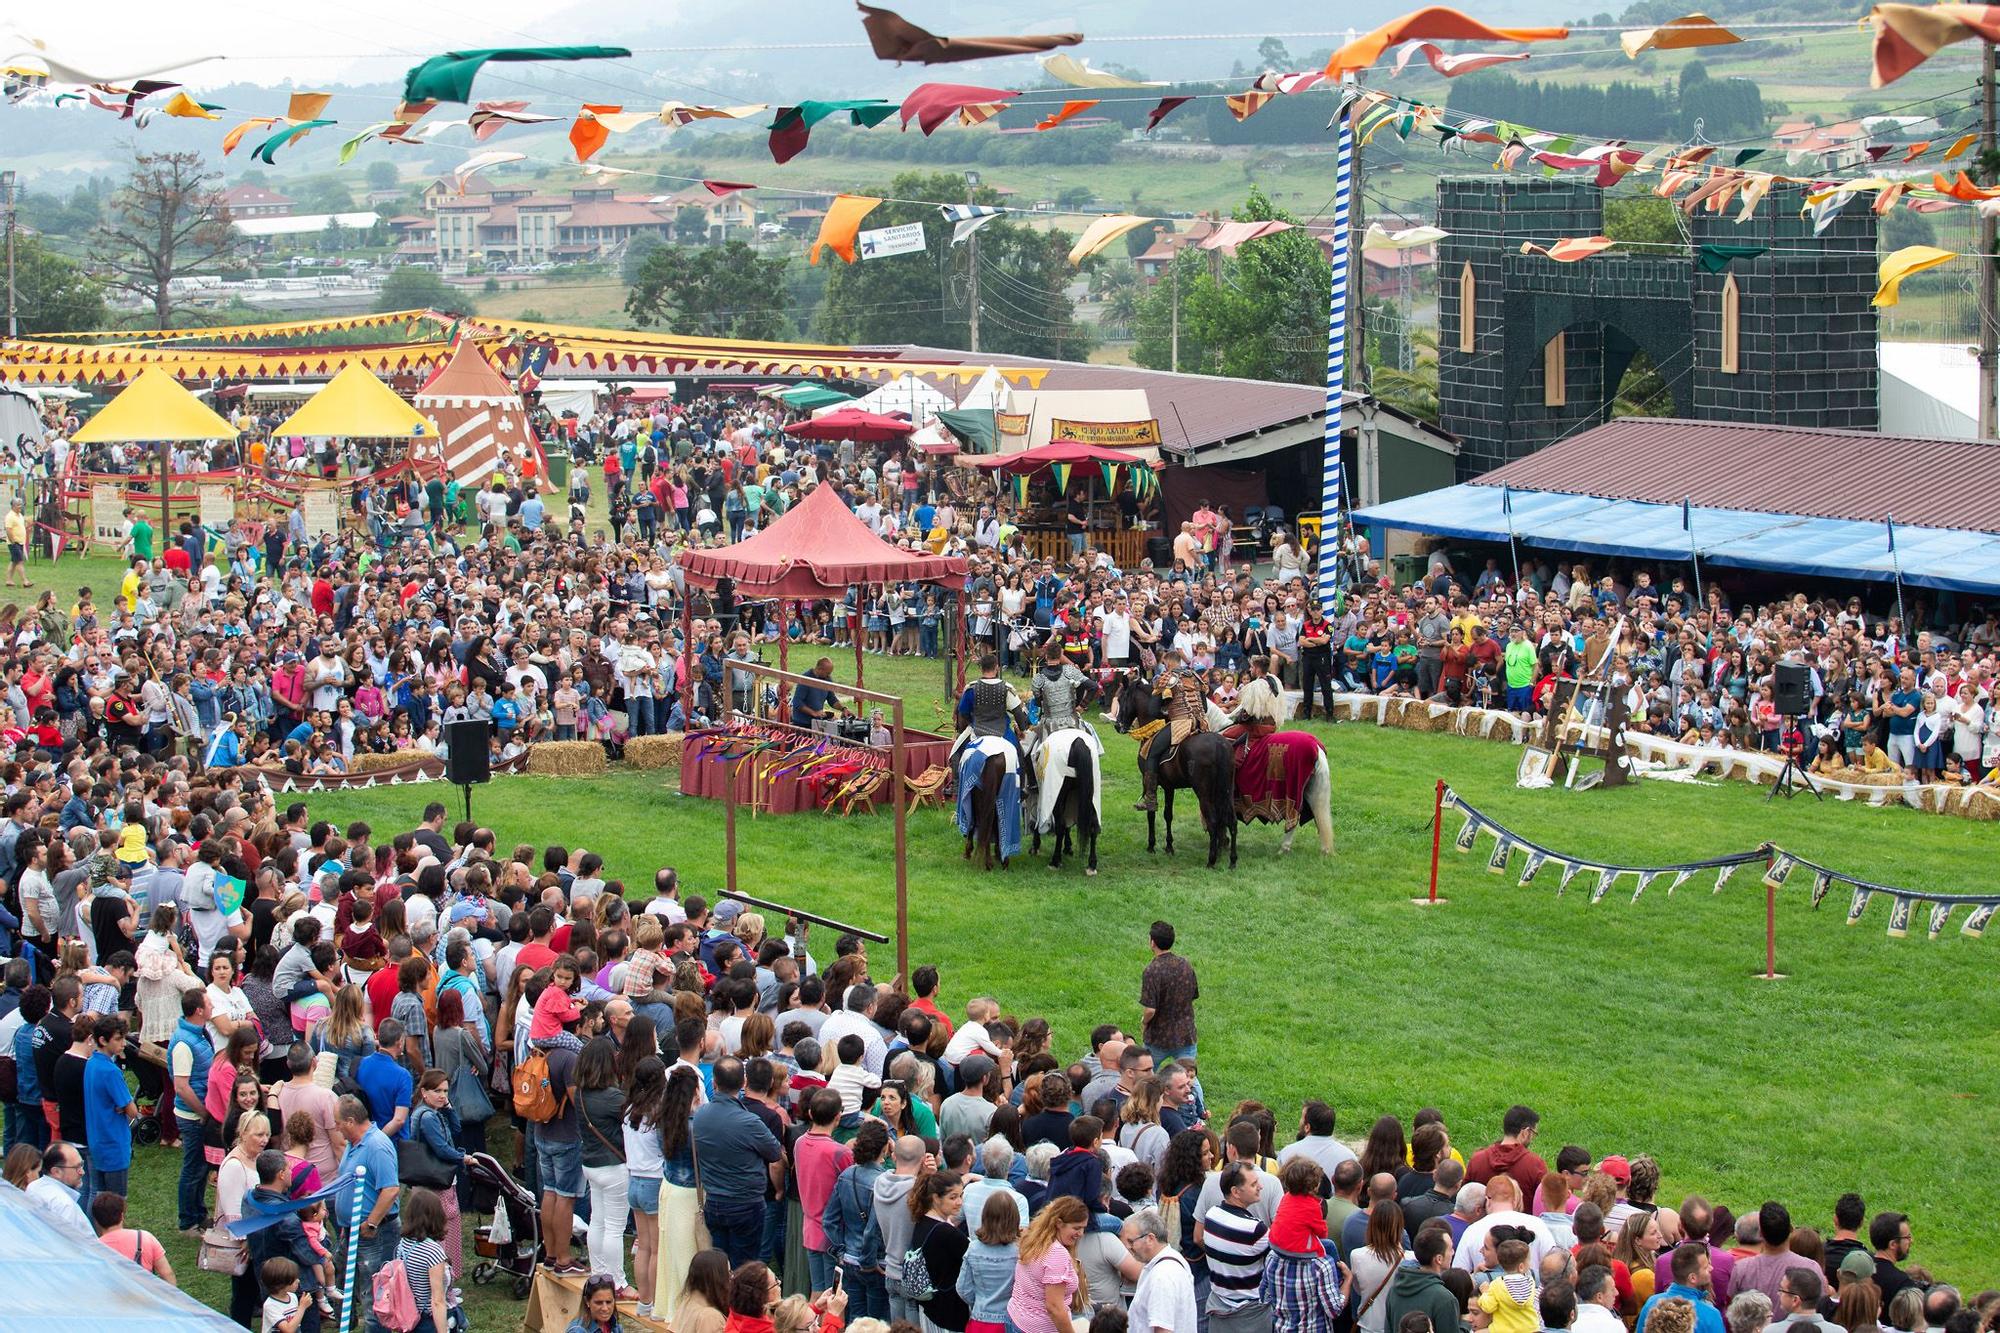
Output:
[13, 1, 595, 87]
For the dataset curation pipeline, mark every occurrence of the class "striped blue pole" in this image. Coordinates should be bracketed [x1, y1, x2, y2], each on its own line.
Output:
[342, 1165, 369, 1333]
[1318, 90, 1356, 614]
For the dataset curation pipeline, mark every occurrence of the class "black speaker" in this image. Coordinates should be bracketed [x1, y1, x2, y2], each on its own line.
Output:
[1773, 662, 1812, 717]
[443, 719, 493, 785]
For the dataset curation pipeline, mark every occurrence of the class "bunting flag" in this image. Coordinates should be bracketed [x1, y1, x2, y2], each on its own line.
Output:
[161, 90, 222, 120]
[1036, 99, 1098, 131]
[1010, 474, 1030, 506]
[1870, 3, 2000, 86]
[1945, 133, 1980, 160]
[1051, 462, 1072, 494]
[1099, 463, 1121, 493]
[1621, 13, 1742, 57]
[899, 83, 1019, 135]
[703, 180, 757, 196]
[252, 119, 333, 165]
[402, 46, 633, 103]
[940, 203, 1005, 245]
[1519, 235, 1615, 262]
[1226, 90, 1277, 121]
[1199, 220, 1296, 251]
[380, 100, 438, 143]
[222, 116, 280, 154]
[569, 104, 656, 161]
[658, 101, 769, 128]
[1144, 96, 1193, 133]
[1041, 54, 1161, 88]
[468, 102, 560, 140]
[769, 99, 897, 164]
[1364, 222, 1448, 249]
[858, 4, 1082, 64]
[957, 103, 1008, 127]
[1326, 8, 1569, 77]
[810, 194, 884, 264]
[338, 124, 391, 165]
[1695, 244, 1767, 273]
[1392, 41, 1533, 76]
[1873, 245, 1956, 307]
[1067, 214, 1152, 264]
[1444, 788, 2000, 940]
[452, 149, 526, 193]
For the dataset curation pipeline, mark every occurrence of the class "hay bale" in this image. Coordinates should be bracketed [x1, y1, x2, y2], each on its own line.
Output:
[1962, 787, 2000, 821]
[348, 751, 414, 774]
[1401, 702, 1451, 733]
[525, 740, 608, 776]
[623, 733, 685, 770]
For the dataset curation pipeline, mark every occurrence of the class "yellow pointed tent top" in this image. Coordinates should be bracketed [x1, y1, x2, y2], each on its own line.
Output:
[70, 365, 240, 443]
[273, 363, 434, 438]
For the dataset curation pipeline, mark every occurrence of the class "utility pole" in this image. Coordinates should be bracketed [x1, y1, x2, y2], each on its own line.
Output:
[1170, 256, 1180, 372]
[1976, 45, 1992, 436]
[2, 170, 15, 339]
[964, 170, 981, 354]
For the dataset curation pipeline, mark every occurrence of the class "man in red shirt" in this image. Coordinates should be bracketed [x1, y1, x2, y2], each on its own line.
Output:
[908, 963, 954, 1038]
[793, 1088, 854, 1295]
[515, 904, 559, 975]
[1465, 1104, 1548, 1207]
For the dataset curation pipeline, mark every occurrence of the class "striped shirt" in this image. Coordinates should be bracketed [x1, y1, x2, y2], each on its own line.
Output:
[1203, 1202, 1270, 1312]
[399, 1237, 450, 1314]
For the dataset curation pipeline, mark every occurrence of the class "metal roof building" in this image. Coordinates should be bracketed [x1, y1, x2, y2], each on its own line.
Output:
[1352, 417, 2000, 595]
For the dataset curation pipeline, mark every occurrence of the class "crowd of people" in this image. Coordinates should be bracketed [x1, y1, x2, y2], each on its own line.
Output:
[0, 790, 1982, 1333]
[0, 385, 1987, 1333]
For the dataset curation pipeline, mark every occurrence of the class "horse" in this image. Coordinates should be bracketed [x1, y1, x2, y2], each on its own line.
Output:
[1028, 727, 1102, 875]
[955, 736, 1020, 871]
[1107, 672, 1238, 869]
[1233, 727, 1335, 855]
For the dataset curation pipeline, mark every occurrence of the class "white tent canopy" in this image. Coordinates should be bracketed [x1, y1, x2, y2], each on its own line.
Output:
[819, 371, 954, 422]
[957, 365, 1015, 413]
[539, 379, 610, 419]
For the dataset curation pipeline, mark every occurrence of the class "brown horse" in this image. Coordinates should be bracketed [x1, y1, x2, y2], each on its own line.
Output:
[960, 747, 1014, 870]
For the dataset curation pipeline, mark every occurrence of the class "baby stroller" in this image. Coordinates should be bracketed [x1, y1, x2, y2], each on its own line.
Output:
[465, 1151, 542, 1300]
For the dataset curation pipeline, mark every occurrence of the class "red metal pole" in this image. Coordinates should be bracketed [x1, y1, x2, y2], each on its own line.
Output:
[1428, 778, 1444, 903]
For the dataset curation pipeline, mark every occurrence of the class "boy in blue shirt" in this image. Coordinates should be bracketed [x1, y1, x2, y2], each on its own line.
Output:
[83, 1014, 138, 1199]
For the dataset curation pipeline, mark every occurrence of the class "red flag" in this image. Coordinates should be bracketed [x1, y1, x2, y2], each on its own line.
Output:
[1144, 95, 1191, 133]
[1035, 99, 1097, 131]
[702, 180, 757, 196]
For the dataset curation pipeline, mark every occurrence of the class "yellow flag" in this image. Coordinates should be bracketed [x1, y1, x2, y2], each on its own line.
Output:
[1873, 245, 1957, 307]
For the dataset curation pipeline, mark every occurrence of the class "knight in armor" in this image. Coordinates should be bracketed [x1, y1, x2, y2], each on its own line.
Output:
[1134, 647, 1210, 813]
[1030, 639, 1097, 745]
[955, 652, 1029, 754]
[1230, 654, 1287, 737]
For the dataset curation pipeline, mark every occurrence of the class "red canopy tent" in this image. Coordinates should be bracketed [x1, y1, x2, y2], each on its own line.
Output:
[963, 439, 1148, 473]
[677, 482, 967, 714]
[782, 407, 917, 443]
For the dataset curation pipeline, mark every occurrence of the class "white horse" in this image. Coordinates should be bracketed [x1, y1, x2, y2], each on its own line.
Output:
[1028, 725, 1103, 874]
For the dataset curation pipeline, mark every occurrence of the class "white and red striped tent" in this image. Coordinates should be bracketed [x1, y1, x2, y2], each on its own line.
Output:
[413, 341, 537, 486]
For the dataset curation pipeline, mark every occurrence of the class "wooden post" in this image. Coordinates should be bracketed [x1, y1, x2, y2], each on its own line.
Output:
[724, 747, 738, 894]
[852, 600, 865, 688]
[158, 439, 170, 544]
[955, 588, 970, 694]
[777, 602, 790, 722]
[893, 693, 909, 985]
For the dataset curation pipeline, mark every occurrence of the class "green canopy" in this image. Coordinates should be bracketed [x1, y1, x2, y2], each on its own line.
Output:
[778, 385, 854, 412]
[936, 407, 998, 454]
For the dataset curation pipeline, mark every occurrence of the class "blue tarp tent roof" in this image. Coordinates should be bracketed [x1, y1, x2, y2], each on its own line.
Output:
[1352, 484, 2000, 596]
[0, 1181, 241, 1332]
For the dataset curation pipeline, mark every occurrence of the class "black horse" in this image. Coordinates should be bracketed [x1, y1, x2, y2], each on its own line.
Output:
[1029, 732, 1100, 875]
[1108, 673, 1237, 869]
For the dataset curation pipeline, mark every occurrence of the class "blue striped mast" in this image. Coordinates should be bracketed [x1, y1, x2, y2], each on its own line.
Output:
[1317, 84, 1358, 613]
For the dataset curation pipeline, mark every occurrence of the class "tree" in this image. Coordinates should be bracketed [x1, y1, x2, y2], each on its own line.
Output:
[674, 206, 710, 244]
[90, 150, 243, 327]
[1604, 196, 1680, 249]
[364, 161, 400, 192]
[622, 232, 666, 285]
[1132, 187, 1329, 385]
[625, 239, 790, 339]
[1055, 185, 1095, 210]
[812, 170, 1092, 360]
[1371, 327, 1439, 423]
[11, 235, 107, 333]
[376, 266, 471, 316]
[1257, 37, 1293, 70]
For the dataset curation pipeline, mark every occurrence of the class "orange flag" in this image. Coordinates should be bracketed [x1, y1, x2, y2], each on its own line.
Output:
[1035, 99, 1097, 130]
[569, 103, 620, 162]
[1325, 7, 1568, 77]
[810, 195, 884, 264]
[1932, 170, 2000, 200]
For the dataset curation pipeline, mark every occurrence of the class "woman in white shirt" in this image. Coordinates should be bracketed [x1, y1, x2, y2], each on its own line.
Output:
[1951, 682, 1986, 775]
[206, 950, 258, 1053]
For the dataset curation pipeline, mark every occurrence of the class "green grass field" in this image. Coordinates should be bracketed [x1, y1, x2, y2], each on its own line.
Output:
[97, 646, 1999, 1327]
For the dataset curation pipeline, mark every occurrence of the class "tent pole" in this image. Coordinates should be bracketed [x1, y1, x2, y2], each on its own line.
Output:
[159, 440, 170, 546]
[778, 604, 790, 722]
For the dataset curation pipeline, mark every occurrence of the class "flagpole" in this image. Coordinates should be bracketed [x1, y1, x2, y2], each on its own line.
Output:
[1685, 497, 1704, 622]
[1888, 512, 1907, 657]
[1316, 81, 1357, 615]
[1501, 485, 1521, 592]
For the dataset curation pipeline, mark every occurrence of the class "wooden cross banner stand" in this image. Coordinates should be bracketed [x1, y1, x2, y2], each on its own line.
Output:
[1533, 676, 1633, 790]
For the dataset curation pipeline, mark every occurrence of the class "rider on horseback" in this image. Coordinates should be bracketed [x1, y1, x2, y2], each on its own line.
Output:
[1230, 655, 1287, 738]
[954, 652, 1029, 755]
[1134, 647, 1210, 813]
[1030, 640, 1097, 745]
